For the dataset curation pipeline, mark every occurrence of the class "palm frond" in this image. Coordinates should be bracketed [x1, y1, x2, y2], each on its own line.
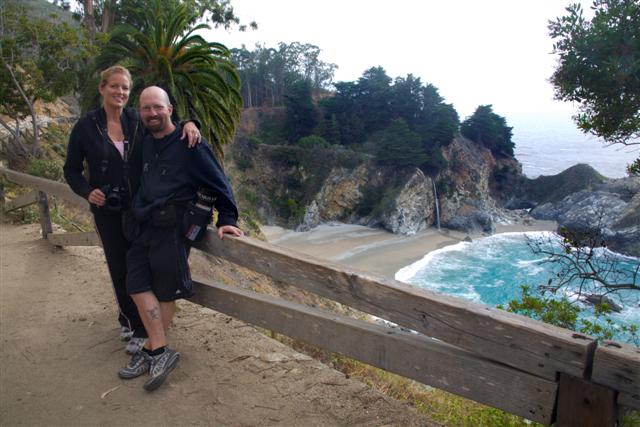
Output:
[85, 0, 241, 155]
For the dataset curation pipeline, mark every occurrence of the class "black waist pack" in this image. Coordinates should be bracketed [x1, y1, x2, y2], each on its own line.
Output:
[152, 205, 178, 227]
[183, 201, 212, 242]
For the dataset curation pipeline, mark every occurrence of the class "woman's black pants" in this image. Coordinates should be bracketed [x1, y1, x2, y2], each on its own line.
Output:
[94, 212, 147, 338]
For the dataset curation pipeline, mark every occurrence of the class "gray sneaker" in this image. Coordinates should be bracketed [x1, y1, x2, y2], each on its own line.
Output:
[125, 337, 146, 354]
[118, 351, 150, 379]
[143, 348, 181, 392]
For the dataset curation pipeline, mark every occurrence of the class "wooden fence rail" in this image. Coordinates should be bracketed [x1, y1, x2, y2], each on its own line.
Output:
[1, 166, 638, 426]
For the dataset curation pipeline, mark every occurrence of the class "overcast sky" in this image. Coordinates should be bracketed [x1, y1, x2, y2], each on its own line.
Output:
[205, 0, 598, 121]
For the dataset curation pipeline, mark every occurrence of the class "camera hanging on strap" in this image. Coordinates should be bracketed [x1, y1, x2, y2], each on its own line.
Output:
[184, 188, 216, 242]
[94, 110, 131, 212]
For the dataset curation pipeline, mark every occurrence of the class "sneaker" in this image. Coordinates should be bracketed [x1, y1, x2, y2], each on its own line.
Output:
[118, 350, 150, 379]
[120, 326, 134, 341]
[125, 337, 146, 354]
[143, 348, 181, 392]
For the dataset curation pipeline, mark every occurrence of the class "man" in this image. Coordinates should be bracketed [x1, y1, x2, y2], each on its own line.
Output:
[118, 86, 242, 391]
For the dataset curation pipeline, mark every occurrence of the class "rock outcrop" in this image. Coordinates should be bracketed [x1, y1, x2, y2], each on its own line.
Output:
[379, 169, 435, 235]
[232, 134, 506, 235]
[505, 163, 608, 209]
[433, 136, 499, 233]
[299, 136, 503, 234]
[299, 165, 369, 230]
[531, 177, 640, 257]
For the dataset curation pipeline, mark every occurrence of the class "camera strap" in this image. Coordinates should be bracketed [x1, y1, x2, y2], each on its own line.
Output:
[93, 112, 110, 189]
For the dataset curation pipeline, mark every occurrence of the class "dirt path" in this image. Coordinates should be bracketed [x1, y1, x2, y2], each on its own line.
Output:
[0, 222, 436, 427]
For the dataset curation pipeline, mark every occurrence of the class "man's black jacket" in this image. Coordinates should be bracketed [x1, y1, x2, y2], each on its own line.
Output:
[132, 124, 238, 228]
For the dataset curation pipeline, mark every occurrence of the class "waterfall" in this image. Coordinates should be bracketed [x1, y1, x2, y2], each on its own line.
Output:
[432, 179, 441, 231]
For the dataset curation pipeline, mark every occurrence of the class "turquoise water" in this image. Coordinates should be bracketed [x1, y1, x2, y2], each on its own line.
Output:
[396, 232, 640, 344]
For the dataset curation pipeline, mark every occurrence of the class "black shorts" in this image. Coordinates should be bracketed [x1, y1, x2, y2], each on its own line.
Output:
[126, 222, 194, 301]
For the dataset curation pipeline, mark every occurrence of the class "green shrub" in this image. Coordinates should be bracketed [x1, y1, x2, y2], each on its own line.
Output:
[26, 158, 63, 181]
[627, 158, 640, 176]
[285, 198, 306, 223]
[355, 184, 379, 217]
[9, 205, 39, 224]
[270, 146, 300, 166]
[461, 105, 514, 157]
[248, 136, 263, 148]
[436, 178, 454, 198]
[501, 286, 639, 345]
[240, 187, 259, 206]
[233, 151, 252, 171]
[297, 135, 330, 149]
[257, 108, 287, 144]
[374, 119, 427, 168]
[622, 410, 640, 427]
[41, 124, 71, 158]
[422, 145, 448, 175]
[238, 210, 262, 238]
[51, 142, 67, 157]
[335, 148, 363, 170]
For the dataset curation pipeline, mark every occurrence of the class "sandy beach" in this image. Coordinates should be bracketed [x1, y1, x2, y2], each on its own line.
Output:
[262, 219, 557, 279]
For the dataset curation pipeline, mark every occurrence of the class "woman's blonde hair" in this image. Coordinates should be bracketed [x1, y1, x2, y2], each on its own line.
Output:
[99, 65, 132, 88]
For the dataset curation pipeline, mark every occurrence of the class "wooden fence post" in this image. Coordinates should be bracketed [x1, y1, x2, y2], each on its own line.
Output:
[37, 191, 52, 239]
[555, 373, 617, 427]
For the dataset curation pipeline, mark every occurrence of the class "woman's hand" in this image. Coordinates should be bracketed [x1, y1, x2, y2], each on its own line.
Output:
[88, 188, 106, 206]
[217, 225, 244, 240]
[181, 121, 201, 147]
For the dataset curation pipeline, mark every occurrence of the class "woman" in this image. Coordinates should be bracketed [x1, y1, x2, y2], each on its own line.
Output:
[63, 65, 201, 354]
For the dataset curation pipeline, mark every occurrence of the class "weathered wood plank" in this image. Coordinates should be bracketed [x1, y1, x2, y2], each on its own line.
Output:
[190, 279, 558, 425]
[4, 190, 39, 212]
[555, 373, 617, 427]
[194, 232, 595, 380]
[37, 192, 53, 239]
[0, 167, 88, 208]
[618, 392, 640, 411]
[592, 341, 640, 407]
[47, 231, 102, 247]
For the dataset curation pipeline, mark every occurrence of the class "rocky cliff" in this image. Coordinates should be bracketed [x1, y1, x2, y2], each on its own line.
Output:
[530, 176, 640, 256]
[229, 134, 508, 235]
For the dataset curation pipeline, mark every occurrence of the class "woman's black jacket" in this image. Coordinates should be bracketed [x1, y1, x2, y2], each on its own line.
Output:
[63, 107, 144, 215]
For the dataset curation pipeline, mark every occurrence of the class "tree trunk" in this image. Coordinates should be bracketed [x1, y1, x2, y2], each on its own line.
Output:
[0, 116, 29, 160]
[3, 62, 39, 155]
[28, 101, 39, 156]
[82, 0, 96, 36]
[0, 116, 18, 140]
[100, 0, 116, 33]
[246, 81, 252, 108]
[271, 82, 276, 107]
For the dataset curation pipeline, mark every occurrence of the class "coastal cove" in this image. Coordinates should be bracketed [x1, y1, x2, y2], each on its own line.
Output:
[262, 220, 557, 280]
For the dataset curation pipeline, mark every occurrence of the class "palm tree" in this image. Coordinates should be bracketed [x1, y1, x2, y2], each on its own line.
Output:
[85, 0, 242, 157]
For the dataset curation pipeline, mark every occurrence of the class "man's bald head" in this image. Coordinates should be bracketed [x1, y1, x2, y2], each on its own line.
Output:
[139, 86, 175, 137]
[140, 86, 171, 106]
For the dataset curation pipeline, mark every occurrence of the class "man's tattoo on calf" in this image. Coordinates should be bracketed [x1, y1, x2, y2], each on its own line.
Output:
[147, 306, 160, 320]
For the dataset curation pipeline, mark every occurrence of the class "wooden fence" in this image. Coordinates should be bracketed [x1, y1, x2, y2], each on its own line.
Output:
[1, 166, 638, 426]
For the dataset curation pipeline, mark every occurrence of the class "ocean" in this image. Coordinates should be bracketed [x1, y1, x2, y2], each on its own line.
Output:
[510, 114, 638, 179]
[396, 233, 640, 344]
